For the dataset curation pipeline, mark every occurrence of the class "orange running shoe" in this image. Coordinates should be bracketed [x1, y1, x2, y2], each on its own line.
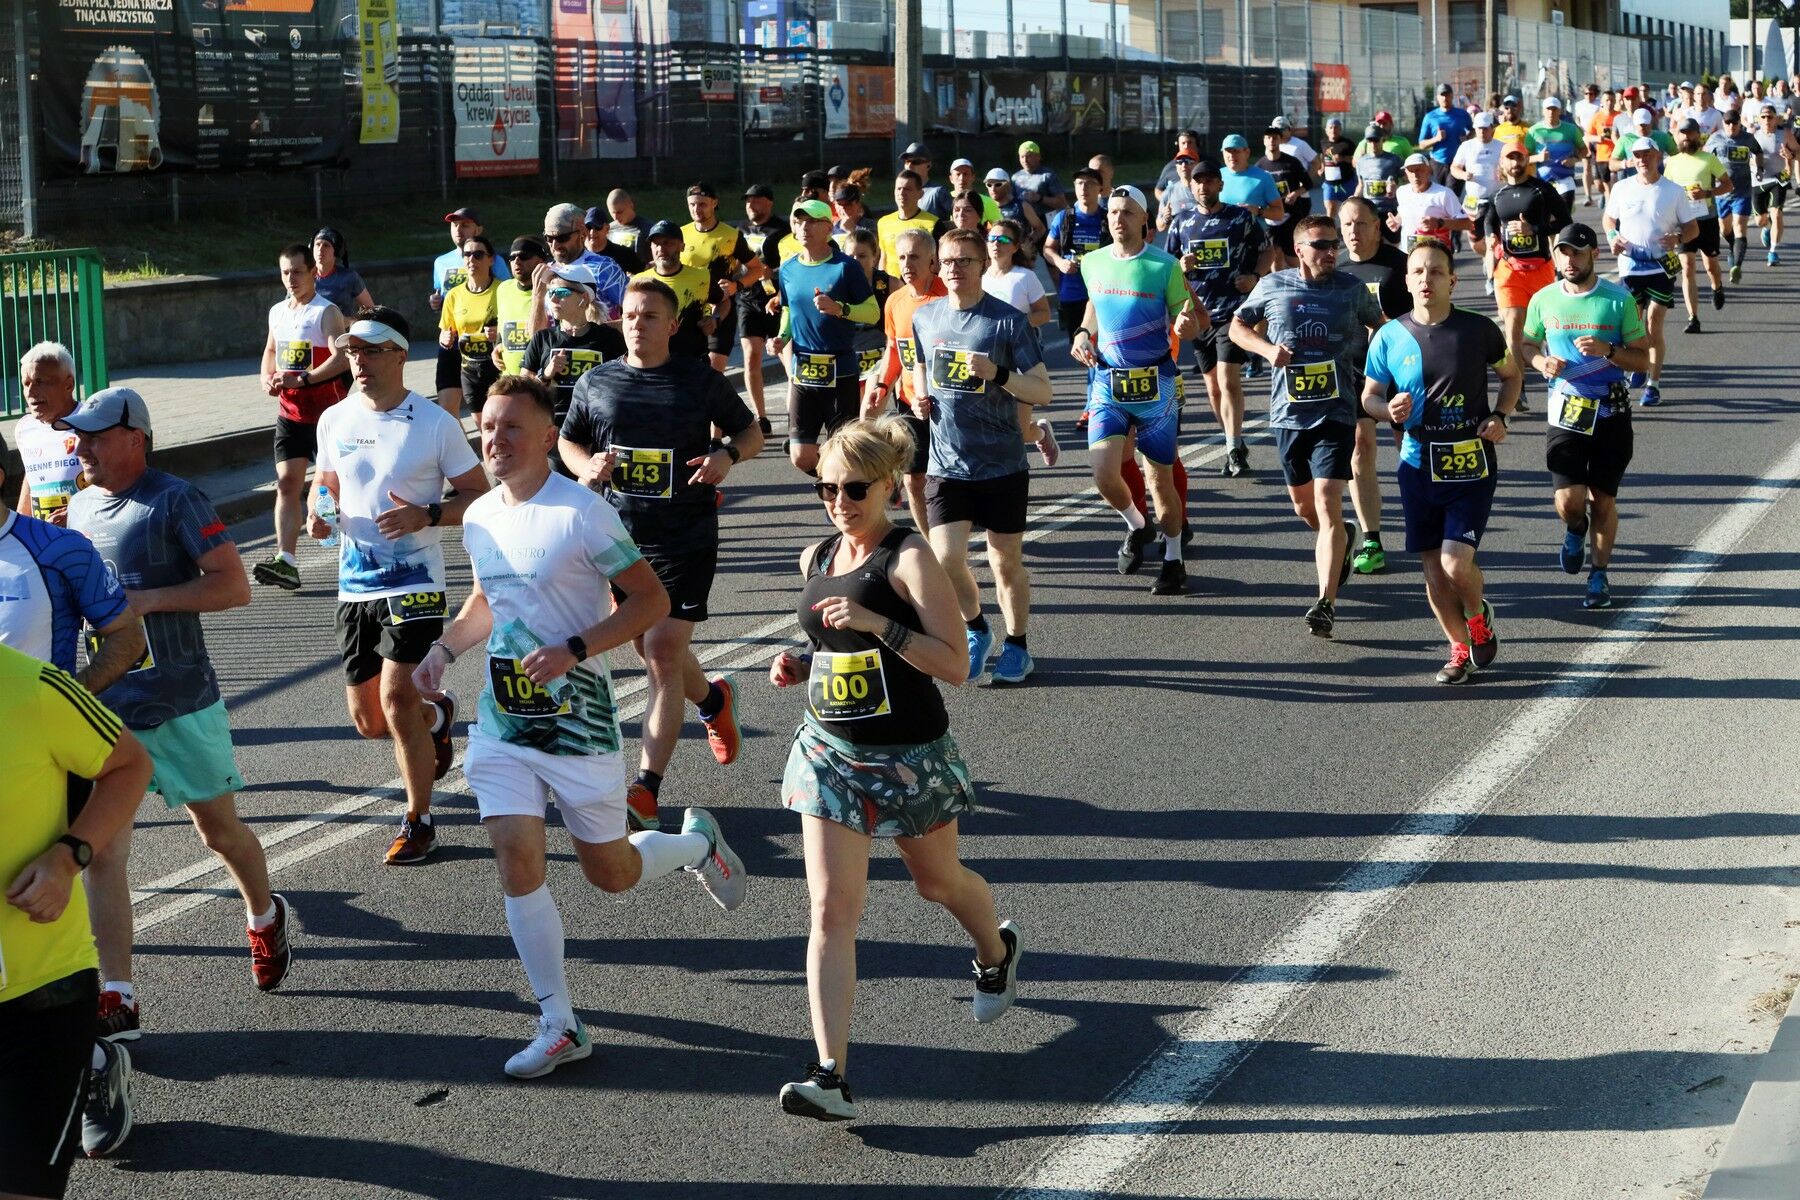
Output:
[700, 676, 741, 765]
[626, 781, 661, 832]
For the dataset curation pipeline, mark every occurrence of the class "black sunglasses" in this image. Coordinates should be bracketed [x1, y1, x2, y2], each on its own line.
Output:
[1303, 239, 1341, 252]
[813, 480, 875, 502]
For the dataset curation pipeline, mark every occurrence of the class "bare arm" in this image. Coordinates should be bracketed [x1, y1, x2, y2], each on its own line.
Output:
[129, 541, 251, 615]
[77, 609, 147, 695]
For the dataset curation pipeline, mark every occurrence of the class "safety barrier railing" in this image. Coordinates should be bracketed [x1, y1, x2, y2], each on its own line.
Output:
[0, 249, 108, 417]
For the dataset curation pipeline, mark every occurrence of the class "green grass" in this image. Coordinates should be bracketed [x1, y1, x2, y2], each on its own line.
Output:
[1, 156, 1169, 284]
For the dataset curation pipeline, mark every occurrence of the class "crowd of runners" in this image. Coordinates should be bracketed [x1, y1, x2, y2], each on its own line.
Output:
[2, 71, 1797, 1197]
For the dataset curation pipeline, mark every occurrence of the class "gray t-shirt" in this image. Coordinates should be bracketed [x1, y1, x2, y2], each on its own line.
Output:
[68, 468, 233, 729]
[1355, 152, 1404, 211]
[1012, 167, 1063, 205]
[1234, 269, 1383, 430]
[909, 292, 1044, 481]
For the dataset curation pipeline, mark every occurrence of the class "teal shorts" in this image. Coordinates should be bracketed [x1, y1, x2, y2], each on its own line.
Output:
[781, 719, 977, 839]
[136, 699, 245, 808]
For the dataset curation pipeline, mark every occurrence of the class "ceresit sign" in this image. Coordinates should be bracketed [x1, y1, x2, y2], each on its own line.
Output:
[983, 80, 1044, 129]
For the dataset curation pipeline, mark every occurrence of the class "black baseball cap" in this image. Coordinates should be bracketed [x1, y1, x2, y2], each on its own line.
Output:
[826, 164, 851, 179]
[582, 206, 606, 228]
[1191, 157, 1223, 178]
[508, 236, 549, 259]
[443, 207, 480, 224]
[1553, 222, 1599, 250]
[646, 219, 683, 241]
[742, 182, 775, 200]
[1676, 117, 1701, 133]
[901, 141, 930, 161]
[831, 184, 862, 204]
[686, 181, 718, 199]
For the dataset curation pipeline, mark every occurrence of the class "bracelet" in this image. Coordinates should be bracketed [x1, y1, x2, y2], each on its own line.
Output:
[429, 640, 457, 664]
[993, 365, 1011, 389]
[880, 618, 914, 654]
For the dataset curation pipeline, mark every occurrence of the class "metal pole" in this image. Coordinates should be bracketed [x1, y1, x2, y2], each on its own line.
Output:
[14, 0, 37, 239]
[1485, 0, 1498, 101]
[1429, 0, 1438, 91]
[895, 0, 920, 165]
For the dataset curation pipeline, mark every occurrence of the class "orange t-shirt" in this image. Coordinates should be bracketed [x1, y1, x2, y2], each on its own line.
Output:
[1586, 110, 1616, 161]
[880, 278, 950, 407]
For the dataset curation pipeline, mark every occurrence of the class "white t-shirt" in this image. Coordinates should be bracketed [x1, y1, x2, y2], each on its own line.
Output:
[1395, 181, 1465, 243]
[1573, 99, 1600, 128]
[462, 471, 645, 757]
[1451, 137, 1504, 199]
[1679, 105, 1724, 137]
[1281, 136, 1318, 169]
[314, 391, 480, 602]
[981, 265, 1046, 315]
[1604, 175, 1706, 277]
[12, 414, 85, 522]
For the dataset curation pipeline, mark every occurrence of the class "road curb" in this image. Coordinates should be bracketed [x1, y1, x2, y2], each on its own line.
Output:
[1701, 976, 1800, 1198]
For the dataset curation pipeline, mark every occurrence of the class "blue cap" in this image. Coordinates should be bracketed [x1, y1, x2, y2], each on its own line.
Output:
[1221, 133, 1249, 151]
[55, 386, 154, 438]
[646, 219, 683, 241]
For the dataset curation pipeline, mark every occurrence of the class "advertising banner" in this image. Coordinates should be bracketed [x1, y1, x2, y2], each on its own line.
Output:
[1313, 62, 1351, 114]
[39, 0, 356, 174]
[1067, 72, 1109, 135]
[823, 67, 851, 139]
[846, 65, 893, 137]
[1173, 75, 1209, 131]
[924, 68, 979, 135]
[1044, 70, 1070, 133]
[359, 0, 400, 144]
[981, 70, 1046, 131]
[451, 38, 540, 179]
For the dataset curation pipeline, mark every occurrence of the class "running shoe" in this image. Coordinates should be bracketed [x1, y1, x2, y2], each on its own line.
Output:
[1713, 286, 1726, 310]
[1151, 558, 1187, 596]
[248, 894, 294, 991]
[972, 921, 1023, 1024]
[1352, 538, 1386, 575]
[1116, 525, 1157, 575]
[504, 1016, 591, 1079]
[758, 415, 773, 437]
[1304, 597, 1335, 638]
[96, 988, 140, 1043]
[1221, 445, 1249, 478]
[1639, 384, 1662, 407]
[780, 1059, 858, 1122]
[252, 555, 302, 591]
[683, 807, 747, 911]
[1338, 522, 1358, 588]
[81, 1039, 134, 1159]
[1769, 250, 1781, 267]
[965, 625, 995, 681]
[1730, 263, 1743, 283]
[1484, 276, 1495, 296]
[1683, 315, 1701, 334]
[700, 676, 741, 765]
[989, 642, 1035, 685]
[1435, 642, 1474, 684]
[1515, 393, 1530, 414]
[1033, 418, 1060, 467]
[1559, 528, 1586, 574]
[1584, 568, 1612, 609]
[429, 691, 457, 782]
[1466, 599, 1498, 669]
[385, 816, 436, 865]
[625, 782, 660, 832]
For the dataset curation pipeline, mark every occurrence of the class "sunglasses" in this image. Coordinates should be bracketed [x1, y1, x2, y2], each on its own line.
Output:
[1303, 239, 1341, 252]
[987, 233, 1013, 245]
[507, 250, 539, 261]
[548, 287, 581, 302]
[542, 230, 577, 242]
[463, 250, 489, 259]
[814, 479, 875, 502]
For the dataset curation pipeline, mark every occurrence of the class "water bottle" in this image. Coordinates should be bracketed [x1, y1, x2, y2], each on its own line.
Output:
[315, 485, 340, 548]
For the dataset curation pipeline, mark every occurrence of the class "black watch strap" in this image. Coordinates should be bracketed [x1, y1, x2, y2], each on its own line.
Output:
[565, 634, 589, 662]
[57, 834, 92, 869]
[427, 502, 444, 527]
[722, 441, 741, 463]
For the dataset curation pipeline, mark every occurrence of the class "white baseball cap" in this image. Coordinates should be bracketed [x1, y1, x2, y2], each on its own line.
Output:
[1542, 96, 1563, 110]
[1633, 107, 1655, 124]
[1107, 183, 1148, 212]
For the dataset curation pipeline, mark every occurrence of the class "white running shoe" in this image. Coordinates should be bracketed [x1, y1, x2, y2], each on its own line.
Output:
[972, 920, 1023, 1024]
[504, 1016, 592, 1079]
[780, 1058, 859, 1121]
[683, 807, 747, 911]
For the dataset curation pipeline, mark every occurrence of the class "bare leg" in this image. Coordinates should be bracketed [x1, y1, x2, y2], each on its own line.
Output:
[1349, 418, 1382, 536]
[1588, 490, 1620, 568]
[801, 814, 871, 1071]
[634, 617, 711, 777]
[272, 457, 310, 559]
[85, 804, 143, 983]
[928, 521, 982, 620]
[186, 795, 273, 918]
[894, 819, 1007, 968]
[986, 532, 1030, 637]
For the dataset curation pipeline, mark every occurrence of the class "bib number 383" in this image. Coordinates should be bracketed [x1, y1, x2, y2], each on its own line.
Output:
[807, 650, 891, 722]
[488, 657, 570, 718]
[386, 591, 448, 625]
[1430, 439, 1490, 483]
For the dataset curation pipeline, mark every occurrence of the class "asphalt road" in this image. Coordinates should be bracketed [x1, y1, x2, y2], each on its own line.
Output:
[73, 234, 1800, 1200]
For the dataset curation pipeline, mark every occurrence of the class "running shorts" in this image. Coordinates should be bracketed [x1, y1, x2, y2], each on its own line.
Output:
[788, 378, 860, 445]
[1622, 270, 1675, 310]
[902, 413, 930, 476]
[1720, 190, 1752, 218]
[707, 309, 739, 357]
[463, 733, 628, 844]
[0, 970, 97, 1200]
[1194, 320, 1249, 372]
[1592, 159, 1612, 183]
[336, 597, 444, 685]
[434, 344, 461, 392]
[924, 471, 1029, 534]
[273, 415, 319, 463]
[1275, 421, 1356, 486]
[1058, 299, 1088, 339]
[1321, 180, 1355, 205]
[461, 359, 499, 412]
[1086, 369, 1181, 465]
[782, 718, 976, 839]
[1546, 411, 1633, 496]
[1494, 255, 1556, 310]
[738, 302, 779, 341]
[1753, 182, 1788, 215]
[1685, 217, 1721, 258]
[1397, 459, 1498, 553]
[137, 699, 245, 807]
[615, 533, 718, 623]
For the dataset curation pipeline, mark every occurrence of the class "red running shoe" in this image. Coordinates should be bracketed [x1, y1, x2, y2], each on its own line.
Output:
[700, 676, 741, 765]
[248, 894, 294, 992]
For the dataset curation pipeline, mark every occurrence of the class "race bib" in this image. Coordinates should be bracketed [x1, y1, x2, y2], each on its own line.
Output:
[1660, 252, 1680, 275]
[896, 337, 918, 370]
[1285, 361, 1341, 402]
[565, 349, 605, 380]
[1462, 192, 1482, 214]
[488, 656, 571, 718]
[930, 347, 985, 393]
[857, 347, 885, 379]
[1324, 165, 1344, 182]
[807, 649, 891, 722]
[1549, 390, 1599, 435]
[458, 332, 492, 358]
[85, 629, 154, 674]
[1364, 179, 1389, 198]
[1108, 366, 1161, 404]
[1364, 281, 1382, 299]
[1186, 238, 1230, 269]
[31, 487, 74, 521]
[1729, 146, 1751, 163]
[386, 590, 448, 625]
[277, 340, 313, 371]
[1429, 439, 1490, 483]
[1071, 238, 1100, 261]
[502, 322, 529, 352]
[1506, 229, 1536, 252]
[443, 268, 467, 292]
[610, 446, 674, 499]
[795, 352, 837, 386]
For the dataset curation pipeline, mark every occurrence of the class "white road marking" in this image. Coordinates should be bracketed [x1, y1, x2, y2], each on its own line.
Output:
[1001, 432, 1800, 1199]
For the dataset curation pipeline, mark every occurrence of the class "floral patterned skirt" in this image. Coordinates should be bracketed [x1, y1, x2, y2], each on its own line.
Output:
[780, 718, 978, 839]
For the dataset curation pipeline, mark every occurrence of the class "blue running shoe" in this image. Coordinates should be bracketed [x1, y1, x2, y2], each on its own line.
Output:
[1559, 528, 1585, 574]
[1770, 250, 1781, 267]
[989, 641, 1035, 685]
[966, 626, 995, 681]
[1639, 384, 1661, 407]
[1583, 568, 1612, 609]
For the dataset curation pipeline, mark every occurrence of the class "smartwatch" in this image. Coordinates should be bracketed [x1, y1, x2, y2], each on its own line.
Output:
[57, 834, 92, 870]
[426, 502, 444, 527]
[565, 634, 589, 662]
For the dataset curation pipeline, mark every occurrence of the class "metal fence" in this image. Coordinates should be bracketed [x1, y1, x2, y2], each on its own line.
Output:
[0, 5, 25, 234]
[1, 249, 110, 417]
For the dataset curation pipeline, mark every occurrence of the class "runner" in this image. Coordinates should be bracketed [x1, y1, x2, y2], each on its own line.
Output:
[767, 416, 1018, 1122]
[254, 243, 350, 590]
[1602, 140, 1702, 406]
[1585, 90, 1621, 202]
[949, 189, 989, 235]
[311, 227, 373, 316]
[413, 374, 748, 1081]
[1165, 158, 1270, 479]
[1709, 109, 1759, 282]
[1391, 153, 1471, 248]
[1665, 118, 1734, 331]
[1043, 166, 1110, 340]
[1528, 97, 1587, 203]
[1418, 83, 1475, 189]
[1155, 153, 1200, 234]
[12, 342, 88, 525]
[1355, 110, 1416, 159]
[948, 159, 1004, 223]
[1483, 138, 1570, 412]
[1259, 122, 1314, 268]
[1360, 239, 1521, 683]
[982, 169, 1047, 248]
[1316, 118, 1357, 218]
[1609, 108, 1677, 182]
[1154, 129, 1205, 204]
[492, 237, 549, 378]
[1578, 87, 1611, 203]
[1012, 138, 1065, 212]
[877, 170, 947, 276]
[901, 142, 954, 220]
[535, 203, 629, 335]
[1220, 134, 1286, 224]
[1337, 197, 1411, 574]
[1520, 223, 1653, 611]
[1355, 123, 1406, 243]
[437, 235, 500, 417]
[558, 279, 764, 832]
[981, 219, 1058, 466]
[680, 181, 765, 373]
[830, 183, 875, 253]
[908, 227, 1052, 682]
[842, 229, 897, 441]
[63, 387, 291, 1044]
[312, 308, 492, 864]
[1231, 214, 1385, 637]
[633, 220, 722, 363]
[737, 183, 787, 436]
[1451, 111, 1504, 292]
[1749, 102, 1799, 265]
[1494, 95, 1531, 142]
[430, 208, 509, 412]
[863, 226, 948, 533]
[0, 641, 153, 1188]
[582, 206, 643, 275]
[769, 199, 879, 475]
[519, 263, 626, 436]
[604, 188, 653, 258]
[1072, 185, 1205, 596]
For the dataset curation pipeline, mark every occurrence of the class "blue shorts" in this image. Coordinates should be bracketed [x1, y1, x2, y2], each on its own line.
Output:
[1397, 459, 1498, 553]
[1321, 181, 1355, 204]
[1275, 422, 1355, 486]
[136, 699, 245, 808]
[1720, 190, 1753, 218]
[1086, 367, 1181, 465]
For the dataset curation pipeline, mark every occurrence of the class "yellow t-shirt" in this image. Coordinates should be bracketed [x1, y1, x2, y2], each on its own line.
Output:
[439, 281, 499, 364]
[680, 221, 748, 275]
[632, 264, 713, 320]
[1665, 151, 1730, 217]
[494, 281, 537, 374]
[877, 211, 943, 276]
[0, 643, 121, 1001]
[1495, 120, 1533, 142]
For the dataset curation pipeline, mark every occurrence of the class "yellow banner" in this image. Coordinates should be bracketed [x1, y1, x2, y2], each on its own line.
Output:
[359, 0, 400, 145]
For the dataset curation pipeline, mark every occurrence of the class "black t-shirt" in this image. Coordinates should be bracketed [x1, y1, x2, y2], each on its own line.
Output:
[561, 355, 756, 543]
[1339, 243, 1410, 363]
[1483, 178, 1570, 262]
[1259, 152, 1313, 223]
[1324, 136, 1356, 166]
[520, 323, 626, 423]
[596, 239, 644, 275]
[738, 218, 787, 312]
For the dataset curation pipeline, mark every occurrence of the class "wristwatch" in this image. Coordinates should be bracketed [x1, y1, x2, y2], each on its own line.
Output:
[1495, 412, 1512, 429]
[57, 834, 92, 870]
[426, 502, 443, 527]
[565, 634, 589, 661]
[718, 440, 741, 463]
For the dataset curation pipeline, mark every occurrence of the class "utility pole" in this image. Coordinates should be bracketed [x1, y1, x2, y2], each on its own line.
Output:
[895, 0, 921, 165]
[1485, 0, 1498, 100]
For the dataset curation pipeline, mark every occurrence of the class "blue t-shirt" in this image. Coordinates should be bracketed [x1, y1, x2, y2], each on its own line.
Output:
[777, 247, 876, 384]
[1418, 107, 1474, 164]
[1364, 308, 1508, 469]
[434, 246, 511, 295]
[0, 511, 131, 675]
[1221, 166, 1280, 210]
[1234, 269, 1384, 430]
[909, 293, 1044, 481]
[1162, 203, 1268, 322]
[1048, 206, 1110, 302]
[315, 267, 368, 317]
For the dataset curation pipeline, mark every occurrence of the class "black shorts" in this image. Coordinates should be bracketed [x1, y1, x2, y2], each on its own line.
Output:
[435, 343, 461, 391]
[706, 308, 738, 357]
[1058, 299, 1088, 339]
[1269, 219, 1299, 257]
[1753, 183, 1788, 214]
[336, 597, 445, 685]
[1592, 159, 1612, 182]
[1275, 422, 1356, 486]
[1431, 161, 1458, 190]
[1546, 412, 1633, 496]
[0, 969, 98, 1200]
[738, 302, 780, 341]
[461, 359, 499, 411]
[1194, 320, 1248, 372]
[1469, 200, 1495, 238]
[788, 378, 860, 445]
[273, 415, 318, 463]
[925, 470, 1029, 534]
[1623, 270, 1675, 310]
[903, 413, 930, 475]
[1684, 217, 1721, 258]
[614, 526, 719, 623]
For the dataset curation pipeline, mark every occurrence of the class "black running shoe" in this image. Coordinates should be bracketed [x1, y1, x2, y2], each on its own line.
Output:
[1712, 287, 1725, 311]
[1116, 525, 1157, 575]
[1151, 558, 1187, 595]
[1304, 597, 1335, 638]
[1684, 315, 1701, 334]
[758, 415, 773, 437]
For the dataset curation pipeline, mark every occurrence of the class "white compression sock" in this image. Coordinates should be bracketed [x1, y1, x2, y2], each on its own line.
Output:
[503, 885, 575, 1030]
[1164, 534, 1182, 561]
[628, 829, 711, 884]
[1118, 504, 1147, 531]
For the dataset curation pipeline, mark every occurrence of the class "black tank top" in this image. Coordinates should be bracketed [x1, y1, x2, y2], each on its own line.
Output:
[797, 525, 948, 746]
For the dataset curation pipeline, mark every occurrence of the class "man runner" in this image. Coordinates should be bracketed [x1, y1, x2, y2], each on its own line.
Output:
[1602, 140, 1702, 406]
[736, 183, 786, 436]
[492, 237, 549, 378]
[12, 343, 87, 525]
[1748, 103, 1799, 265]
[1665, 118, 1734, 331]
[634, 220, 722, 363]
[1709, 109, 1759, 282]
[878, 171, 948, 276]
[1483, 139, 1570, 411]
[680, 181, 766, 373]
[864, 227, 948, 533]
[1337, 197, 1412, 574]
[1451, 111, 1504, 292]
